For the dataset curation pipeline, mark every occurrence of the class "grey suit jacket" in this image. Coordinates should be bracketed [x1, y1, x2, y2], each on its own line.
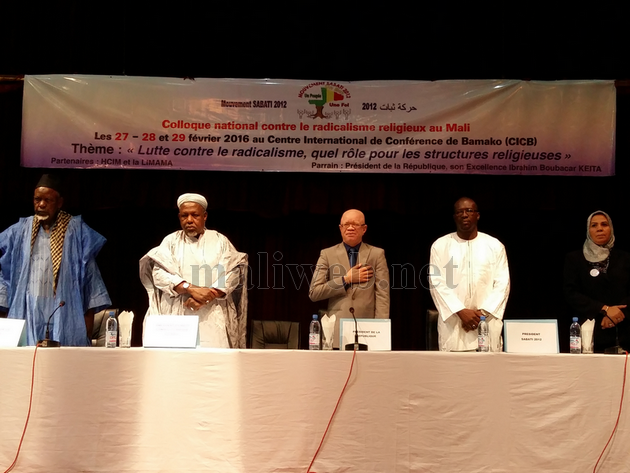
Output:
[309, 242, 390, 347]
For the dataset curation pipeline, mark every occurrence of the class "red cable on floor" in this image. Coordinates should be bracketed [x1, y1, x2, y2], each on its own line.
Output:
[593, 350, 629, 473]
[3, 346, 38, 473]
[306, 348, 358, 473]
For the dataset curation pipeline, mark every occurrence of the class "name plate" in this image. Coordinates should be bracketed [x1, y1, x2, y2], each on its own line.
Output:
[339, 319, 391, 351]
[0, 319, 27, 347]
[143, 315, 199, 348]
[503, 319, 559, 354]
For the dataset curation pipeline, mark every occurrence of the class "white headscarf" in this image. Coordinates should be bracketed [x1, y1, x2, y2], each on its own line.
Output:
[583, 210, 615, 263]
[177, 193, 208, 210]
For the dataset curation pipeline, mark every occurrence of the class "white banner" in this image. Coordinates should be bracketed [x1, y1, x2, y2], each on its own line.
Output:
[22, 75, 616, 175]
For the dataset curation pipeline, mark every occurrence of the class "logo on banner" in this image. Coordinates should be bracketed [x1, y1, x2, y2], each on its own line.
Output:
[298, 82, 351, 119]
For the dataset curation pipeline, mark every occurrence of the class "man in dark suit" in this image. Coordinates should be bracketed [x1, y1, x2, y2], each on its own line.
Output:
[309, 209, 390, 347]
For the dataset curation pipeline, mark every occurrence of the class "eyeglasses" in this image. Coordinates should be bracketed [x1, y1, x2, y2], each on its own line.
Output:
[454, 209, 478, 216]
[340, 222, 365, 229]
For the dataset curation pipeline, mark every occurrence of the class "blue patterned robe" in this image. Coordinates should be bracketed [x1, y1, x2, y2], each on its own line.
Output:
[0, 216, 111, 346]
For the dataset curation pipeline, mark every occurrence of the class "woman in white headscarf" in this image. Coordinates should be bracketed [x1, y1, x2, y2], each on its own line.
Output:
[564, 211, 630, 352]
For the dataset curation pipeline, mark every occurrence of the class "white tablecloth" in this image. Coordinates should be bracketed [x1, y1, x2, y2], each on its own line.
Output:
[1, 348, 629, 472]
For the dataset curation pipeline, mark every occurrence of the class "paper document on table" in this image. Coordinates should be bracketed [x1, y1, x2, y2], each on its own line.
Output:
[144, 315, 199, 348]
[0, 319, 26, 347]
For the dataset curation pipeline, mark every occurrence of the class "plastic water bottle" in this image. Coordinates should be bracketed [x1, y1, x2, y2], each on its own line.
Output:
[570, 317, 581, 354]
[105, 312, 118, 348]
[309, 314, 321, 350]
[477, 315, 489, 352]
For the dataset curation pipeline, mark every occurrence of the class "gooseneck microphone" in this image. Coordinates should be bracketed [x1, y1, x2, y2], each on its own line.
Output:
[37, 301, 65, 348]
[345, 307, 368, 351]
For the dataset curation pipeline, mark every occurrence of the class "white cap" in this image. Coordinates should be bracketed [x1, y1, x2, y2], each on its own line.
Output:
[177, 193, 208, 210]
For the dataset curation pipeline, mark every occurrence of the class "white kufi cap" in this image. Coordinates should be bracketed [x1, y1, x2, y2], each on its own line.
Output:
[177, 193, 208, 210]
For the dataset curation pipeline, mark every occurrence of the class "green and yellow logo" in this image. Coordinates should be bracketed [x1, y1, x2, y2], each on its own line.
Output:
[298, 82, 351, 119]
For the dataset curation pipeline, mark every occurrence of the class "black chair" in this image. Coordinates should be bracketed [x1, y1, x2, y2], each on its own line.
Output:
[426, 309, 439, 351]
[249, 320, 300, 349]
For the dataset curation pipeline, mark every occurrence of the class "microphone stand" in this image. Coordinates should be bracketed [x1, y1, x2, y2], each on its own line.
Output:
[345, 307, 368, 351]
[37, 301, 65, 347]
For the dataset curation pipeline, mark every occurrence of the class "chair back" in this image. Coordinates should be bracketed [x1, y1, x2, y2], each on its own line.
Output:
[250, 320, 300, 349]
[92, 308, 118, 346]
[426, 309, 439, 350]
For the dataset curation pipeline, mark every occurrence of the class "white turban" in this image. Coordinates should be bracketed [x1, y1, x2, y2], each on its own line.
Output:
[177, 193, 208, 210]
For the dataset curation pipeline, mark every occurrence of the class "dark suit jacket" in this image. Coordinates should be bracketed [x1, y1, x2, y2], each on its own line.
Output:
[564, 248, 630, 352]
[309, 242, 389, 347]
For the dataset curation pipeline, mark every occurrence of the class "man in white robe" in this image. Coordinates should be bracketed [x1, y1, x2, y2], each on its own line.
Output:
[140, 194, 248, 348]
[429, 197, 510, 352]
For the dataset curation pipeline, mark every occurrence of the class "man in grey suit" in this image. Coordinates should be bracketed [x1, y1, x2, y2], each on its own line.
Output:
[309, 209, 390, 347]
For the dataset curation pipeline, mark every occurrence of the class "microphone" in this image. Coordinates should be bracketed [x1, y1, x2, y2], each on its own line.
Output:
[37, 301, 65, 348]
[345, 307, 368, 351]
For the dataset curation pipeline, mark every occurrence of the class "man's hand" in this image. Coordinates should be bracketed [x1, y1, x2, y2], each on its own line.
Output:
[188, 286, 223, 305]
[344, 263, 374, 285]
[185, 289, 225, 311]
[184, 297, 204, 311]
[602, 304, 627, 329]
[176, 281, 225, 306]
[457, 309, 482, 332]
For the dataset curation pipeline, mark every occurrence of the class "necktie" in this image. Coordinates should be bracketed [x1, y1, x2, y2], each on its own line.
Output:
[349, 248, 358, 268]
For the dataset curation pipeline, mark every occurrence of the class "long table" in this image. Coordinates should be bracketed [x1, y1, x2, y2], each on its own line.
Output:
[1, 348, 629, 472]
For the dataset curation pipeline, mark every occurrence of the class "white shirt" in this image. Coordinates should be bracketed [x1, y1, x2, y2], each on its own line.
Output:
[429, 232, 510, 352]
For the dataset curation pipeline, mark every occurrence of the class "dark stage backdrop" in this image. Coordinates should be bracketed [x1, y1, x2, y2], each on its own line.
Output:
[1, 83, 629, 351]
